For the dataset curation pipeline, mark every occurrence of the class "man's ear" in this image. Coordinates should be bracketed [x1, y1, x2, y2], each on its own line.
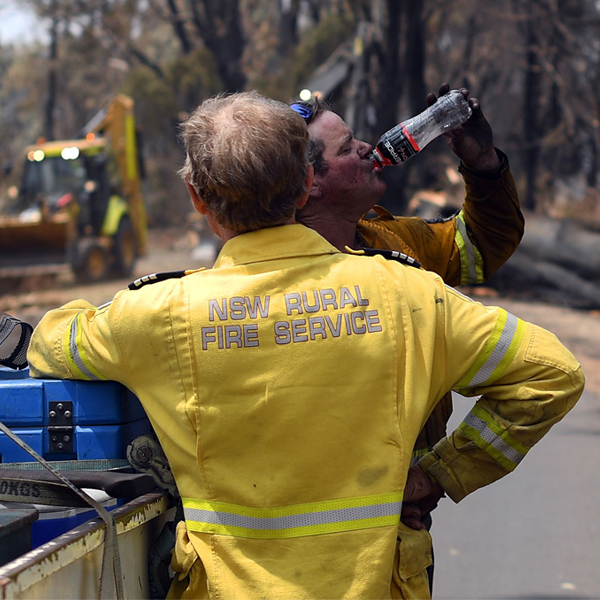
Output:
[309, 175, 322, 200]
[186, 181, 230, 242]
[296, 165, 315, 210]
[186, 181, 208, 215]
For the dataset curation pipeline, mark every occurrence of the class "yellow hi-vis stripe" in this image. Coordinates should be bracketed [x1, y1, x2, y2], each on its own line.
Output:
[183, 492, 403, 539]
[459, 405, 530, 471]
[455, 211, 484, 285]
[455, 310, 525, 390]
[64, 313, 105, 381]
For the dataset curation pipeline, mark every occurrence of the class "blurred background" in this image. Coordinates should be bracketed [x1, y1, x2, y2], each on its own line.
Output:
[2, 0, 600, 308]
[2, 0, 600, 224]
[2, 1, 600, 311]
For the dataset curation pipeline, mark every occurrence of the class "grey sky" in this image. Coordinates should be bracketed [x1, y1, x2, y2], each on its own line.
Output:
[0, 1, 46, 45]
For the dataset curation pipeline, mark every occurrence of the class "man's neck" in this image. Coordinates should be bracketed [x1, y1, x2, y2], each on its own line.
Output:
[296, 205, 360, 252]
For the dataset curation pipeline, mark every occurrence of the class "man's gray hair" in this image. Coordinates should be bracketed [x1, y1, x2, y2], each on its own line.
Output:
[179, 91, 309, 233]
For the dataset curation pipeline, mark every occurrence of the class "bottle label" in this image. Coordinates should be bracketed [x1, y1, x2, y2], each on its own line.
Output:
[379, 124, 421, 164]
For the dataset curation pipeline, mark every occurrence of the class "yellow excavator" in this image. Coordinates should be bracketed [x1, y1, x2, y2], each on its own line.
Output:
[0, 94, 147, 283]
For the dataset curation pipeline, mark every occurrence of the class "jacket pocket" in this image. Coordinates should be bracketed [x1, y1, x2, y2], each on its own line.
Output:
[391, 522, 433, 600]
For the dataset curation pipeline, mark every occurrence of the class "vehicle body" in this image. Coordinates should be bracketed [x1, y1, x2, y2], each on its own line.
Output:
[0, 492, 173, 599]
[0, 368, 174, 599]
[0, 94, 147, 283]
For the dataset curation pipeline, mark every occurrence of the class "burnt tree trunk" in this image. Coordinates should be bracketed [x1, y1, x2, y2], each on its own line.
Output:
[187, 0, 247, 92]
[521, 2, 543, 211]
[377, 0, 402, 134]
[279, 0, 300, 58]
[44, 17, 59, 141]
[166, 0, 193, 55]
[403, 1, 426, 119]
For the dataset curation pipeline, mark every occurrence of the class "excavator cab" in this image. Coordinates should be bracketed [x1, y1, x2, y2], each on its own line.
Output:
[20, 153, 87, 216]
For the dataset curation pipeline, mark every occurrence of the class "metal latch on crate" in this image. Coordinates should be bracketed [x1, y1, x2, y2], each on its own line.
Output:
[48, 401, 73, 453]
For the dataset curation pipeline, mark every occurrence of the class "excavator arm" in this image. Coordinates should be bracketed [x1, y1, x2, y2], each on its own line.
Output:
[84, 95, 147, 255]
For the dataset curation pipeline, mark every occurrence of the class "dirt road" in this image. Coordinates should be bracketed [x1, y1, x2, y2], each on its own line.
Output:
[2, 227, 599, 397]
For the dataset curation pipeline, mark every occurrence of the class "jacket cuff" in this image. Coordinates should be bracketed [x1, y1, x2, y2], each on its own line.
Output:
[416, 438, 469, 504]
[458, 148, 509, 182]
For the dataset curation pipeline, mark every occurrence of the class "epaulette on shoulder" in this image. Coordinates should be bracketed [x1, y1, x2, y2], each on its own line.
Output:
[351, 247, 421, 269]
[128, 268, 205, 290]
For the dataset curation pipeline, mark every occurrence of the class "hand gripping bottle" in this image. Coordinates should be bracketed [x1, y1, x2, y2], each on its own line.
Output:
[371, 89, 472, 167]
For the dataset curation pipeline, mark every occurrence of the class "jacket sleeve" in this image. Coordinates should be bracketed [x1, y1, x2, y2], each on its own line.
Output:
[417, 284, 584, 503]
[363, 149, 523, 286]
[26, 297, 131, 386]
[456, 149, 524, 284]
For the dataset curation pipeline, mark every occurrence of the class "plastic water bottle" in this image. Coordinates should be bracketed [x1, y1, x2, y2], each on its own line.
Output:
[371, 89, 472, 167]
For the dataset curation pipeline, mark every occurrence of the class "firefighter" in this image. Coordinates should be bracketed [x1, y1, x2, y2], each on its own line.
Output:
[292, 83, 522, 277]
[291, 84, 524, 588]
[28, 91, 584, 600]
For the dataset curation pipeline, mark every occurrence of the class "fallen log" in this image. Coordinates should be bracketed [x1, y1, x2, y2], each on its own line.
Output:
[484, 212, 600, 310]
[487, 253, 600, 311]
[517, 213, 600, 282]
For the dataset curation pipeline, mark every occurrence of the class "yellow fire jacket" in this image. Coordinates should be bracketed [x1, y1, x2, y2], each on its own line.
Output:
[28, 225, 582, 600]
[358, 152, 523, 458]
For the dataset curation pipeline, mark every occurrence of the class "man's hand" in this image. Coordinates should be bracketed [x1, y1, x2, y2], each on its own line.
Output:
[427, 82, 501, 173]
[402, 465, 445, 530]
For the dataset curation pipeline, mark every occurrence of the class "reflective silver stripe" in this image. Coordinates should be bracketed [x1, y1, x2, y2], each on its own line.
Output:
[456, 215, 478, 284]
[69, 316, 100, 380]
[469, 312, 518, 387]
[446, 285, 474, 303]
[463, 412, 525, 465]
[391, 250, 417, 265]
[131, 273, 159, 288]
[184, 501, 402, 531]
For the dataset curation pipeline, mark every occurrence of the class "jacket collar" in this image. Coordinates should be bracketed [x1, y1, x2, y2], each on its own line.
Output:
[213, 224, 341, 268]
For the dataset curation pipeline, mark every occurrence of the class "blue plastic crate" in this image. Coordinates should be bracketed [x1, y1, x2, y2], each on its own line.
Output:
[0, 369, 151, 463]
[0, 490, 123, 549]
[30, 493, 124, 548]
